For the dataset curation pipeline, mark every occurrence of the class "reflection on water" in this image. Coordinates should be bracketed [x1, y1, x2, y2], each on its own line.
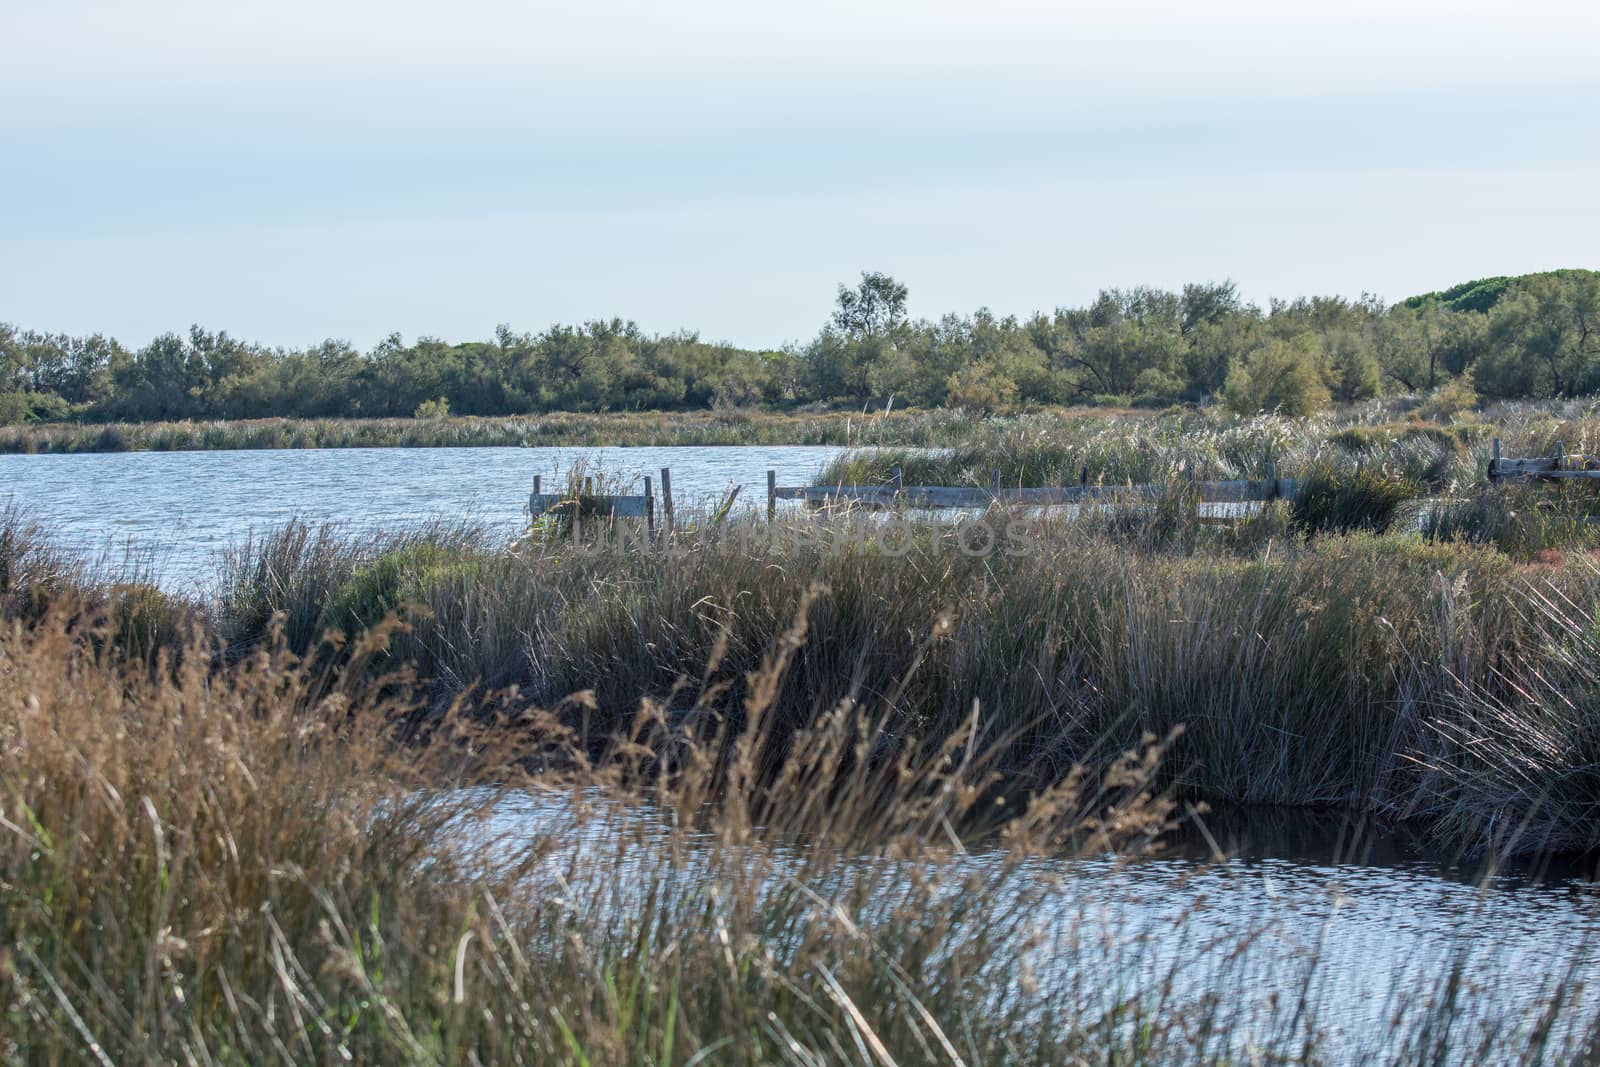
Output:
[469, 789, 1600, 1062]
[1168, 803, 1600, 887]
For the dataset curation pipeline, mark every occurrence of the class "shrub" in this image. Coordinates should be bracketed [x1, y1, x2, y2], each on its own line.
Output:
[1418, 373, 1479, 420]
[945, 361, 1019, 413]
[1223, 337, 1331, 417]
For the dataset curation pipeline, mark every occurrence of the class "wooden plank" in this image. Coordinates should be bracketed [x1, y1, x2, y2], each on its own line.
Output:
[1511, 469, 1600, 480]
[530, 493, 650, 518]
[659, 467, 675, 532]
[1497, 458, 1560, 473]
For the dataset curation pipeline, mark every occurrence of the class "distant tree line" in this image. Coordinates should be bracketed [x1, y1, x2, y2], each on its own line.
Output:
[2, 269, 1595, 424]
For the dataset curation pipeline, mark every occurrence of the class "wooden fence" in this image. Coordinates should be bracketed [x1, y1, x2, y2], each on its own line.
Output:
[529, 441, 1600, 533]
[768, 465, 1299, 518]
[1489, 439, 1600, 483]
[529, 470, 674, 533]
[527, 465, 1304, 528]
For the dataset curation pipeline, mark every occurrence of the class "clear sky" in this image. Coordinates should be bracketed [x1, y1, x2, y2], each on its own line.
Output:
[3, 0, 1598, 350]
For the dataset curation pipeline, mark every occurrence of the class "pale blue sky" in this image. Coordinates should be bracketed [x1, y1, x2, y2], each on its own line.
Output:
[3, 0, 1598, 349]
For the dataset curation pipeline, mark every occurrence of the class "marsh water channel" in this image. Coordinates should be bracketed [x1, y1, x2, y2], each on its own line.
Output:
[4, 444, 1598, 1059]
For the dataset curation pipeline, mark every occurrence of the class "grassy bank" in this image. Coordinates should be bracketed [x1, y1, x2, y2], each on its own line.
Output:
[188, 489, 1597, 859]
[0, 407, 1024, 453]
[0, 398, 1589, 457]
[819, 401, 1600, 489]
[5, 528, 1600, 1063]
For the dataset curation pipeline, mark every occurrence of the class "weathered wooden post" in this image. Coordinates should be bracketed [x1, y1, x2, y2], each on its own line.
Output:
[659, 467, 675, 532]
[644, 475, 655, 536]
[767, 469, 777, 522]
[1266, 459, 1277, 501]
[583, 476, 594, 497]
[992, 467, 1001, 498]
[1556, 440, 1566, 471]
[1491, 437, 1501, 484]
[533, 475, 541, 495]
[1079, 465, 1089, 492]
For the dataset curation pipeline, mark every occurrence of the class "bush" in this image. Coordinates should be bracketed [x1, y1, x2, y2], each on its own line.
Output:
[1417, 374, 1478, 420]
[1223, 337, 1331, 417]
[945, 361, 1019, 413]
[413, 396, 450, 418]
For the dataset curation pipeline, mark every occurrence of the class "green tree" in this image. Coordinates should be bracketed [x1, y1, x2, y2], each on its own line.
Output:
[1223, 335, 1331, 415]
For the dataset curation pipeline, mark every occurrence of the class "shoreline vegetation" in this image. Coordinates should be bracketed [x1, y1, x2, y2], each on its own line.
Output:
[8, 472, 1600, 1057]
[0, 406, 1038, 453]
[10, 586, 1598, 1064]
[8, 465, 1600, 860]
[7, 500, 1600, 1061]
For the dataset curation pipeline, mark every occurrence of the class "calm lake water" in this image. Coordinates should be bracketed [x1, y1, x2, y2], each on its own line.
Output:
[4, 445, 1598, 1059]
[0, 444, 845, 591]
[484, 791, 1600, 1063]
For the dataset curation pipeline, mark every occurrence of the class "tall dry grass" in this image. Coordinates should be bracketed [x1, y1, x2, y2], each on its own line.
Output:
[9, 582, 1600, 1063]
[197, 494, 1600, 860]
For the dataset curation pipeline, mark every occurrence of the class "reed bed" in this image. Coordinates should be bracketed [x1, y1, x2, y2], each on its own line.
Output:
[6, 549, 1600, 1063]
[3, 399, 1592, 459]
[192, 491, 1600, 860]
[0, 408, 1003, 454]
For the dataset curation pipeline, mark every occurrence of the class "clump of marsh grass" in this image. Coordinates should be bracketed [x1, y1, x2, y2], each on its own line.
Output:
[1420, 483, 1600, 559]
[1290, 459, 1420, 535]
[0, 505, 81, 615]
[213, 504, 1582, 853]
[215, 518, 490, 653]
[1419, 575, 1600, 856]
[6, 579, 1599, 1063]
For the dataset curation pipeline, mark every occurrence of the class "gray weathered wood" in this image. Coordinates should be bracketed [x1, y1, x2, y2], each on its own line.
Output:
[659, 467, 674, 532]
[1497, 457, 1560, 473]
[644, 476, 655, 535]
[1485, 441, 1600, 483]
[767, 469, 778, 522]
[529, 493, 651, 518]
[1511, 469, 1600, 479]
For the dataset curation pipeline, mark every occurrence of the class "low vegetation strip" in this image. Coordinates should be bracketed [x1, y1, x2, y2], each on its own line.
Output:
[0, 407, 962, 454]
